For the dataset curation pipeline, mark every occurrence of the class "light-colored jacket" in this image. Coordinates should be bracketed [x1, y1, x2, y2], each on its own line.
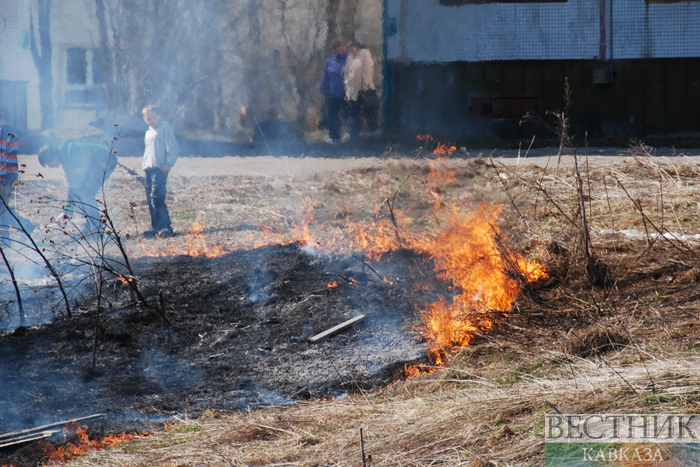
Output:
[143, 120, 178, 171]
[343, 48, 375, 102]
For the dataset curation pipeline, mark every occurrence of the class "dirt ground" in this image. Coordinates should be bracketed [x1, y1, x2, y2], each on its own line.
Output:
[23, 146, 700, 181]
[3, 141, 700, 466]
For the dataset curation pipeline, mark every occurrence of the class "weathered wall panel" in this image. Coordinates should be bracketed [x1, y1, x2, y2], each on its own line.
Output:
[665, 62, 687, 134]
[622, 63, 648, 137]
[386, 0, 700, 62]
[687, 62, 700, 132]
[384, 0, 700, 140]
[388, 59, 700, 141]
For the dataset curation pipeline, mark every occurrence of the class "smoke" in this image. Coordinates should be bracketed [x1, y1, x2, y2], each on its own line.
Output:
[43, 0, 383, 139]
[0, 241, 99, 331]
[247, 263, 276, 304]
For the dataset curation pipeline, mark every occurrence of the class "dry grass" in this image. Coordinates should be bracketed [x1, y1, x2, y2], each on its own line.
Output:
[16, 148, 700, 466]
[68, 351, 700, 466]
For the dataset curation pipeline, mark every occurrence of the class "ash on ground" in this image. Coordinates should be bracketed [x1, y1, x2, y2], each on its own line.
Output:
[0, 243, 442, 446]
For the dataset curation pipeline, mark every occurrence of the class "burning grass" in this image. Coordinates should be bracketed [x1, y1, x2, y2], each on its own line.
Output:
[38, 423, 149, 466]
[5, 143, 700, 466]
[125, 149, 550, 366]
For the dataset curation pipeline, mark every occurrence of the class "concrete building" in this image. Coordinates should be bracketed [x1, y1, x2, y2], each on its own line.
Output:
[384, 0, 700, 141]
[0, 0, 103, 134]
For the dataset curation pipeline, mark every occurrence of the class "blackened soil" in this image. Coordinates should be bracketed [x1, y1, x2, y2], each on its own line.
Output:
[0, 243, 445, 465]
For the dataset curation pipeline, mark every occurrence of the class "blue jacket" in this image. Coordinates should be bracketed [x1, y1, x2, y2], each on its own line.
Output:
[321, 52, 348, 99]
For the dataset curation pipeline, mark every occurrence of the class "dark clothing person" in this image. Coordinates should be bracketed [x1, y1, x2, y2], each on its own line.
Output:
[321, 51, 348, 100]
[325, 96, 348, 143]
[321, 48, 349, 142]
[38, 139, 117, 239]
[56, 140, 117, 219]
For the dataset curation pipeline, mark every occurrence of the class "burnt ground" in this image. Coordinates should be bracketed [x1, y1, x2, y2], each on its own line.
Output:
[3, 146, 700, 466]
[0, 242, 449, 466]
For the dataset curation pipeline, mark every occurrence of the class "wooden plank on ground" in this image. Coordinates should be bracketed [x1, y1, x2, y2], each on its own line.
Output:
[308, 314, 366, 343]
[0, 413, 104, 449]
[0, 430, 61, 448]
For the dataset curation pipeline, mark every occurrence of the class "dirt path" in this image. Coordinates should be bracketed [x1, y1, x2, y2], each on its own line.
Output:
[21, 147, 700, 182]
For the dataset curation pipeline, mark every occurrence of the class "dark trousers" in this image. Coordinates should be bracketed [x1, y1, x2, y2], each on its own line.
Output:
[144, 168, 172, 231]
[363, 106, 379, 132]
[326, 97, 347, 141]
[349, 99, 378, 135]
[348, 100, 362, 137]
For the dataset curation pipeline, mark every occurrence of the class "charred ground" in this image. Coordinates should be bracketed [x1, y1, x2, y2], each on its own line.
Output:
[3, 145, 700, 466]
[0, 240, 450, 464]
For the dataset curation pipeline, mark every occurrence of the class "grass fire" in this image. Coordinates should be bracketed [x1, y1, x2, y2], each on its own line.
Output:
[3, 139, 700, 466]
[131, 138, 549, 368]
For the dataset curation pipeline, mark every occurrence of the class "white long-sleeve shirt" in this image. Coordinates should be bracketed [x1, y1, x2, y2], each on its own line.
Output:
[142, 120, 178, 171]
[343, 48, 375, 102]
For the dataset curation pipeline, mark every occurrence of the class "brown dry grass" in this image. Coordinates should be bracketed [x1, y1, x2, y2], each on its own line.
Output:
[18, 146, 700, 466]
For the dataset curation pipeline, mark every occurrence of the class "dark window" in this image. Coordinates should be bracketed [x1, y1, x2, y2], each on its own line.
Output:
[66, 48, 88, 85]
[65, 48, 100, 105]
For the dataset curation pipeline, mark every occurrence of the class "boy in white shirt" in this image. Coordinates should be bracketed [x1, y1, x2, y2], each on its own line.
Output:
[142, 105, 178, 238]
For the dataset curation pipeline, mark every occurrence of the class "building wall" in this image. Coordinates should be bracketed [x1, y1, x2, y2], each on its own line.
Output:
[0, 0, 41, 130]
[388, 59, 700, 141]
[385, 0, 700, 62]
[1, 0, 116, 132]
[386, 0, 600, 62]
[384, 0, 700, 139]
[51, 0, 102, 130]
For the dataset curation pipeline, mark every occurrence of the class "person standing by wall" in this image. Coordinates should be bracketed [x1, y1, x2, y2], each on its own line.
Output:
[320, 40, 349, 144]
[345, 40, 379, 137]
[142, 105, 178, 238]
[343, 41, 364, 139]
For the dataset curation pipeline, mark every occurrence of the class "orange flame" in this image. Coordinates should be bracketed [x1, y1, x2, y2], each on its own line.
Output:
[312, 144, 546, 370]
[427, 205, 547, 362]
[117, 276, 134, 285]
[134, 221, 227, 258]
[39, 423, 148, 466]
[126, 140, 547, 374]
[404, 363, 437, 378]
[317, 200, 547, 369]
[184, 221, 226, 257]
[433, 143, 457, 156]
[415, 134, 457, 156]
